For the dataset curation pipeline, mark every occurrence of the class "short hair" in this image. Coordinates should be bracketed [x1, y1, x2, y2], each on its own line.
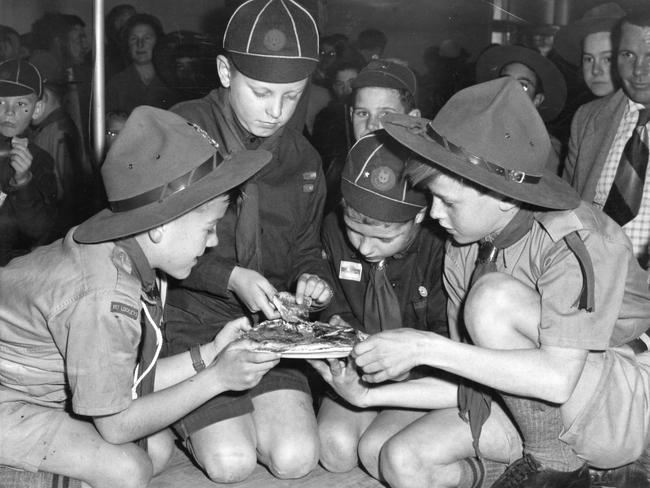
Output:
[123, 13, 164, 46]
[612, 6, 650, 51]
[341, 198, 394, 227]
[352, 86, 416, 113]
[357, 29, 387, 51]
[405, 160, 496, 198]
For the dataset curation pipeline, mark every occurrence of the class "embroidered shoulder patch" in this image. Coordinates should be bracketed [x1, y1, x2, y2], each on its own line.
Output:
[111, 302, 139, 320]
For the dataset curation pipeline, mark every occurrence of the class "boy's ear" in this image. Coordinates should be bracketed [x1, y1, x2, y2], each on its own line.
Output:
[532, 92, 545, 109]
[407, 108, 421, 118]
[31, 99, 44, 120]
[147, 226, 164, 244]
[414, 207, 426, 224]
[216, 55, 232, 88]
[498, 198, 518, 212]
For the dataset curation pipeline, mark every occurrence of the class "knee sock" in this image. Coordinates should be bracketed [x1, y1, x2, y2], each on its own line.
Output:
[458, 457, 485, 488]
[458, 458, 507, 488]
[500, 395, 583, 471]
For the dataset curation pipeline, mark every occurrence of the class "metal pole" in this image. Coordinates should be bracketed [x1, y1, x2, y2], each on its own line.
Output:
[92, 0, 105, 166]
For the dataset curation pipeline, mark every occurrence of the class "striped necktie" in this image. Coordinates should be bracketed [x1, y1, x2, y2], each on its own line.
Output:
[603, 109, 650, 226]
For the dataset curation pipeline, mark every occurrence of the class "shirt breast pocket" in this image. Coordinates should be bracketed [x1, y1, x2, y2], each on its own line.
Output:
[411, 297, 428, 330]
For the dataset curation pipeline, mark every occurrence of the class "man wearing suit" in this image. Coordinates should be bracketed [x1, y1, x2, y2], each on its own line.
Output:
[564, 5, 650, 268]
[564, 6, 650, 485]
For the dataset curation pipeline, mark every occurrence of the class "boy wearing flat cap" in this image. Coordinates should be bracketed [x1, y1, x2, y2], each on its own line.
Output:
[313, 77, 650, 488]
[309, 131, 448, 476]
[0, 58, 57, 265]
[322, 58, 421, 214]
[0, 106, 277, 487]
[162, 0, 332, 482]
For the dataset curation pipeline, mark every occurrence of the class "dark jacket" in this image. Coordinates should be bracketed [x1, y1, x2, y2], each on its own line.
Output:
[0, 140, 57, 265]
[163, 88, 329, 353]
[320, 211, 448, 337]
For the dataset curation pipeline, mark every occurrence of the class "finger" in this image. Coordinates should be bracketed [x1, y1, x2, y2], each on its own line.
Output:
[329, 315, 343, 326]
[362, 371, 387, 384]
[259, 298, 280, 320]
[326, 358, 343, 376]
[306, 359, 331, 380]
[295, 274, 308, 302]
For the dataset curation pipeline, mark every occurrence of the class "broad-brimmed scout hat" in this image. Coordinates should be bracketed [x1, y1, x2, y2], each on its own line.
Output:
[342, 130, 427, 222]
[352, 59, 417, 97]
[74, 106, 271, 243]
[223, 0, 319, 83]
[0, 59, 42, 98]
[475, 44, 566, 122]
[382, 77, 581, 210]
[553, 3, 626, 66]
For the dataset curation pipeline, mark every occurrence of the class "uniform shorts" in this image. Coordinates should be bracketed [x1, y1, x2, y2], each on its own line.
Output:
[173, 360, 311, 440]
[560, 347, 650, 468]
[0, 402, 67, 472]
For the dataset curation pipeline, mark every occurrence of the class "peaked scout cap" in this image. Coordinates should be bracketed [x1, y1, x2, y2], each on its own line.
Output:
[342, 130, 426, 222]
[352, 59, 417, 97]
[475, 44, 566, 122]
[74, 106, 271, 243]
[553, 3, 625, 66]
[0, 59, 42, 97]
[224, 0, 319, 83]
[382, 77, 581, 210]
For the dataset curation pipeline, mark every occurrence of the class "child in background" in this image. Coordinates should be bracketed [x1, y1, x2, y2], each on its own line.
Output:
[323, 58, 421, 214]
[0, 58, 57, 264]
[315, 130, 447, 477]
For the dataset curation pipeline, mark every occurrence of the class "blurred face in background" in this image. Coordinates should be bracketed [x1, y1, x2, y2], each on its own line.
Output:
[66, 24, 89, 65]
[128, 24, 157, 65]
[582, 31, 615, 97]
[332, 68, 358, 99]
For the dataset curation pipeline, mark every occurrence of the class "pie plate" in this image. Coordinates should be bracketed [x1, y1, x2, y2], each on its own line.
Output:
[278, 348, 353, 359]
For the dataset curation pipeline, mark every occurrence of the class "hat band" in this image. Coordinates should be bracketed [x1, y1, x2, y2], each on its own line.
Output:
[109, 154, 219, 212]
[425, 124, 542, 185]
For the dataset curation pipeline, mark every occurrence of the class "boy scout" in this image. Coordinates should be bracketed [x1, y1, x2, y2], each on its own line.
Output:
[162, 0, 333, 482]
[0, 106, 276, 488]
[316, 78, 650, 488]
[315, 130, 448, 478]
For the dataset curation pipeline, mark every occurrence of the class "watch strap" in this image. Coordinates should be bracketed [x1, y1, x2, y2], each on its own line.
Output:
[190, 344, 206, 373]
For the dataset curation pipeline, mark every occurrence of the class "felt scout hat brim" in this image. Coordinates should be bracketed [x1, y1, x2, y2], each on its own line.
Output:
[382, 77, 580, 211]
[553, 3, 626, 66]
[476, 44, 567, 122]
[74, 106, 271, 244]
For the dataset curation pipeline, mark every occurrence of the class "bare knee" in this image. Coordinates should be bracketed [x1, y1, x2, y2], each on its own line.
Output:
[147, 429, 175, 475]
[319, 427, 359, 473]
[358, 429, 386, 477]
[465, 272, 539, 348]
[89, 444, 153, 488]
[267, 440, 319, 479]
[380, 436, 422, 487]
[196, 446, 257, 483]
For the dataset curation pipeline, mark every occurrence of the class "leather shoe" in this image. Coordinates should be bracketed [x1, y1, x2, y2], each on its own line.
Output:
[491, 453, 590, 488]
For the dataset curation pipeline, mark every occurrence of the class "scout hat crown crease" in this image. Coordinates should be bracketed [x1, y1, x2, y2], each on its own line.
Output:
[383, 77, 581, 210]
[74, 106, 271, 244]
[223, 0, 319, 83]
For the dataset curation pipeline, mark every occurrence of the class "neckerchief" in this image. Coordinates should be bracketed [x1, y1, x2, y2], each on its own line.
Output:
[210, 89, 282, 272]
[458, 209, 595, 457]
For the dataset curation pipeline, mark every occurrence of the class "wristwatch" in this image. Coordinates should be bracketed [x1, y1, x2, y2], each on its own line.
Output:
[190, 345, 206, 373]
